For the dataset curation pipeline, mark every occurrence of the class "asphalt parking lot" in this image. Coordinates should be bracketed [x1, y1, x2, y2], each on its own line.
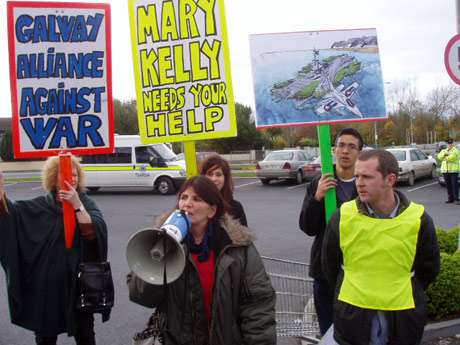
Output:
[0, 177, 458, 344]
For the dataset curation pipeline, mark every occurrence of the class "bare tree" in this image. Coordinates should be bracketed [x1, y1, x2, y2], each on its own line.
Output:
[386, 79, 419, 114]
[425, 85, 459, 118]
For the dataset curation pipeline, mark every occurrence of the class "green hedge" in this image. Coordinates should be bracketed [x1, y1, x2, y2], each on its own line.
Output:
[0, 128, 13, 161]
[427, 226, 460, 320]
[436, 226, 459, 254]
[427, 252, 460, 320]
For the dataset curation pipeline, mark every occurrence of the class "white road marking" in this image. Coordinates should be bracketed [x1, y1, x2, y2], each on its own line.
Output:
[31, 185, 43, 190]
[287, 183, 308, 190]
[235, 181, 260, 189]
[4, 183, 17, 187]
[407, 182, 438, 193]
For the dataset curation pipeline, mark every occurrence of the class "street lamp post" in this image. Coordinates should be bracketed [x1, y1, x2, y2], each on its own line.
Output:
[374, 122, 378, 148]
[454, 0, 460, 251]
[410, 115, 414, 144]
[457, 0, 460, 33]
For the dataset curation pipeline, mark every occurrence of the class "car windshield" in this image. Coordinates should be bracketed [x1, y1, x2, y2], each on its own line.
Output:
[388, 150, 406, 161]
[303, 151, 316, 161]
[265, 151, 294, 161]
[152, 144, 178, 161]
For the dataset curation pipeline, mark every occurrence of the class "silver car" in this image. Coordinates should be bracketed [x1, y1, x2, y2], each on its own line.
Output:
[256, 149, 315, 185]
[386, 148, 437, 186]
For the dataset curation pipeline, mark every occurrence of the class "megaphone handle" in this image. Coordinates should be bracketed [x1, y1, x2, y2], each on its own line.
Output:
[180, 210, 191, 233]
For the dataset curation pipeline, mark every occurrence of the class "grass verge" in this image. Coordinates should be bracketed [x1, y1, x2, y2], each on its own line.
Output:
[5, 177, 41, 183]
[232, 172, 256, 178]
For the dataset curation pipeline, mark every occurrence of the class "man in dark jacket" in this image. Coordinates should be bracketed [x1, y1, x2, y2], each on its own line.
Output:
[322, 149, 440, 345]
[299, 127, 363, 335]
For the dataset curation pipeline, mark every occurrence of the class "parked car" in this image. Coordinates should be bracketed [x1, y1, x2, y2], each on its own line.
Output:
[256, 149, 315, 185]
[386, 147, 437, 186]
[176, 151, 218, 163]
[303, 155, 337, 181]
[302, 146, 371, 180]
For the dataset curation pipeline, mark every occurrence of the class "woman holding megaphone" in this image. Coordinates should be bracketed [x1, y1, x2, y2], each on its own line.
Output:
[127, 176, 276, 345]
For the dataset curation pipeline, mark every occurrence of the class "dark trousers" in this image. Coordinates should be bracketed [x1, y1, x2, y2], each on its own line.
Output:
[444, 172, 459, 201]
[35, 311, 95, 345]
[313, 278, 334, 336]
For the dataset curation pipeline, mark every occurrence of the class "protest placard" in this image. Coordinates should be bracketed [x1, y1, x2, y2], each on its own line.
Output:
[250, 28, 387, 128]
[128, 0, 236, 144]
[7, 1, 114, 158]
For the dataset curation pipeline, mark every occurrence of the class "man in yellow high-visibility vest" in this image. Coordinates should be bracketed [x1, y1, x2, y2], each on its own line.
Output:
[437, 138, 460, 204]
[322, 149, 440, 345]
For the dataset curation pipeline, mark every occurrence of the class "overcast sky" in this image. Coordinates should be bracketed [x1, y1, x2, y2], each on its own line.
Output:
[0, 0, 457, 118]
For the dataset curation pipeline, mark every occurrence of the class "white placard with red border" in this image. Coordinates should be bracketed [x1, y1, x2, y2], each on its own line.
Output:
[445, 33, 460, 86]
[250, 28, 387, 129]
[7, 1, 114, 159]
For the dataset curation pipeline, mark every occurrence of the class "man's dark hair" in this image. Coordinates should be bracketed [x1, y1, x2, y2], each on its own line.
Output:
[358, 149, 399, 177]
[335, 127, 364, 150]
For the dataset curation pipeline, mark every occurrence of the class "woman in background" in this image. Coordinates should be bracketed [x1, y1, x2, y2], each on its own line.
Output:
[200, 154, 248, 226]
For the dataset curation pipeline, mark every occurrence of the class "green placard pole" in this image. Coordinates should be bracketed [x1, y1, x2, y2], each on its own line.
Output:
[317, 124, 337, 221]
[184, 141, 198, 178]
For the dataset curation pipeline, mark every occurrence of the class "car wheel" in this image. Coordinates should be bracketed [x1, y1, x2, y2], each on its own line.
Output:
[407, 172, 415, 186]
[261, 178, 270, 185]
[156, 177, 175, 195]
[430, 165, 436, 179]
[87, 187, 100, 192]
[296, 170, 304, 184]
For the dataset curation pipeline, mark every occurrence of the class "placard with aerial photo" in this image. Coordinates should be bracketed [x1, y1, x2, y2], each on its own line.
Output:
[249, 28, 387, 128]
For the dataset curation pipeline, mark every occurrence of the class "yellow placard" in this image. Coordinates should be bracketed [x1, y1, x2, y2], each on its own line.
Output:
[128, 0, 237, 144]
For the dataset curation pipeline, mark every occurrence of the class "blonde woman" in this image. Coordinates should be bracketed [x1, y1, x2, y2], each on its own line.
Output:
[0, 156, 108, 345]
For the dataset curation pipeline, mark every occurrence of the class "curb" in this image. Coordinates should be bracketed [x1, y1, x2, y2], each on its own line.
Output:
[423, 318, 460, 341]
[0, 161, 45, 172]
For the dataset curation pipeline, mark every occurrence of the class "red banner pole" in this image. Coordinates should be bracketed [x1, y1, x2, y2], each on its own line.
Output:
[59, 152, 76, 249]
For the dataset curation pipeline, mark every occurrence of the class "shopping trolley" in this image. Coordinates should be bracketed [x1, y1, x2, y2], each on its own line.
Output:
[262, 256, 321, 345]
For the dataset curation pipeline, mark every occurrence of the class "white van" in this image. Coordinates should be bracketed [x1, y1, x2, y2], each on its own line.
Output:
[80, 135, 186, 194]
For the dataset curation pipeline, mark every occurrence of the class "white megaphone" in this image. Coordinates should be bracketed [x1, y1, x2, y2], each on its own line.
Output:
[126, 210, 190, 285]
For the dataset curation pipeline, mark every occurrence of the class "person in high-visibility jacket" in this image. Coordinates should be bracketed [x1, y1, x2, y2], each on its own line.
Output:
[322, 149, 440, 345]
[437, 138, 460, 204]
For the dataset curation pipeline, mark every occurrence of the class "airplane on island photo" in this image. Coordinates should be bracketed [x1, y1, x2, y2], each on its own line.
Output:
[315, 80, 362, 118]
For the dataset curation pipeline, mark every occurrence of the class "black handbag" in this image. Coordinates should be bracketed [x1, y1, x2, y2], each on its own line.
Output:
[76, 261, 114, 312]
[76, 239, 114, 322]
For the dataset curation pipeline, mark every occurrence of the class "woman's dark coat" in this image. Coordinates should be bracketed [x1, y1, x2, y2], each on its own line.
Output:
[0, 192, 108, 336]
[127, 214, 276, 345]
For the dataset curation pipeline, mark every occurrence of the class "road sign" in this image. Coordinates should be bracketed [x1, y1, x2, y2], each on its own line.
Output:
[444, 33, 460, 85]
